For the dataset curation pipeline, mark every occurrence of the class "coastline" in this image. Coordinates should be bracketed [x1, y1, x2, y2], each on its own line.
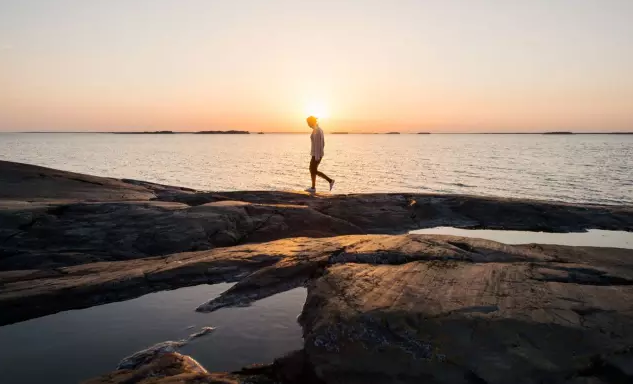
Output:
[1, 160, 632, 384]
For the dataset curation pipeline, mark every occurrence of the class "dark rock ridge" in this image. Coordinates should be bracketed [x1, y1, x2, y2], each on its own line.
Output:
[196, 130, 250, 134]
[1, 160, 632, 383]
[2, 160, 631, 272]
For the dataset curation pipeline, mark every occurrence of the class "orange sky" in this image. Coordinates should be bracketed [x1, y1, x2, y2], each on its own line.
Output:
[1, 1, 632, 132]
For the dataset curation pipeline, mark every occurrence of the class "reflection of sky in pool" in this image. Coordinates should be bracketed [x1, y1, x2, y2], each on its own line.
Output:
[410, 228, 633, 249]
[0, 283, 306, 384]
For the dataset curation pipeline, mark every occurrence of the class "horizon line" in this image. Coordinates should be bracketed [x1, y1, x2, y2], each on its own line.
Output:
[3, 131, 633, 135]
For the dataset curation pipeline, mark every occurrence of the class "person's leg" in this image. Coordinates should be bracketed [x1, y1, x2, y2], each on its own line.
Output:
[313, 157, 332, 183]
[316, 170, 332, 183]
[309, 157, 318, 188]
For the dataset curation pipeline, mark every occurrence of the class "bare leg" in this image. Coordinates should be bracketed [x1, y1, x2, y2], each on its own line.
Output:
[310, 156, 332, 189]
[316, 170, 332, 183]
[309, 157, 318, 188]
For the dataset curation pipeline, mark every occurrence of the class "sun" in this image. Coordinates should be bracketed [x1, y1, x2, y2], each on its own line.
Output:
[304, 102, 330, 119]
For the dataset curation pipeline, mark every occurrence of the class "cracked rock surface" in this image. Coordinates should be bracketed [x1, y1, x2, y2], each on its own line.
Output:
[300, 245, 633, 383]
[2, 161, 633, 384]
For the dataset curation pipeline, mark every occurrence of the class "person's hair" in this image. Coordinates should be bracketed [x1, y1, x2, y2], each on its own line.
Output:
[306, 116, 318, 126]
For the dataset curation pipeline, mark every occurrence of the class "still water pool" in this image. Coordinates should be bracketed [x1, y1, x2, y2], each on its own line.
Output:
[410, 227, 633, 249]
[0, 283, 306, 384]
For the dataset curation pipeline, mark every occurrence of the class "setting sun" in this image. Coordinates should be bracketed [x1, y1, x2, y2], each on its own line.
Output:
[304, 102, 330, 119]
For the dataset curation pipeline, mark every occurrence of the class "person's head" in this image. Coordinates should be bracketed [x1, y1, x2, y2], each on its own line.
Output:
[306, 116, 318, 129]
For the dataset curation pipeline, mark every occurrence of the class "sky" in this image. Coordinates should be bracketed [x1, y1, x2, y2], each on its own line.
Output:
[1, 0, 632, 133]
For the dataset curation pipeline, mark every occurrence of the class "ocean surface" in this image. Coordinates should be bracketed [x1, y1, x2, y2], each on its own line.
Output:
[0, 133, 631, 205]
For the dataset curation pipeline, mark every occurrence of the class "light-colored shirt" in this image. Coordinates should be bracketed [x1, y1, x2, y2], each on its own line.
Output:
[310, 126, 325, 160]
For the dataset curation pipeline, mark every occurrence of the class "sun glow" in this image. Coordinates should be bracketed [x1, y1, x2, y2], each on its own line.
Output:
[304, 102, 330, 119]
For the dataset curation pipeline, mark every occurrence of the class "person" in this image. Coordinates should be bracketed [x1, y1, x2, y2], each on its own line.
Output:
[305, 116, 335, 193]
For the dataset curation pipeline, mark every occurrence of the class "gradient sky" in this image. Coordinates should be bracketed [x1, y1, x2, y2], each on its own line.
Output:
[1, 0, 632, 132]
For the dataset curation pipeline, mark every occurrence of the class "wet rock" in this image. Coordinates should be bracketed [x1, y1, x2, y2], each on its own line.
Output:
[187, 326, 216, 341]
[86, 349, 321, 384]
[84, 352, 244, 384]
[112, 326, 218, 374]
[117, 340, 188, 370]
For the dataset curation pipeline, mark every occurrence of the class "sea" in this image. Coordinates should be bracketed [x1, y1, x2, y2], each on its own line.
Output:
[0, 132, 632, 205]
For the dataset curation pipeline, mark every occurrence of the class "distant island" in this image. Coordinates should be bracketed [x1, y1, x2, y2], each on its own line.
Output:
[113, 131, 175, 134]
[417, 132, 431, 134]
[386, 132, 400, 134]
[196, 130, 250, 134]
[543, 132, 573, 135]
[111, 130, 251, 135]
[332, 132, 349, 134]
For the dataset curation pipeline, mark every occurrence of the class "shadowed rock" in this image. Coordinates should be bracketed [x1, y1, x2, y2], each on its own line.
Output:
[299, 251, 633, 384]
[2, 161, 632, 272]
[0, 199, 363, 270]
[2, 161, 633, 383]
[0, 160, 194, 202]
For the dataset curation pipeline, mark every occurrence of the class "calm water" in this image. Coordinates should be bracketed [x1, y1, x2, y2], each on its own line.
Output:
[411, 228, 633, 249]
[0, 133, 632, 205]
[0, 283, 306, 384]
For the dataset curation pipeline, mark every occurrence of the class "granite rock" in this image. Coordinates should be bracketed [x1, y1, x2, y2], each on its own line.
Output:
[2, 161, 633, 383]
[2, 160, 631, 272]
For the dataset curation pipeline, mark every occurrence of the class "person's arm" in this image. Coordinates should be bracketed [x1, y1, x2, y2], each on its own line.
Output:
[315, 130, 324, 160]
[320, 131, 325, 157]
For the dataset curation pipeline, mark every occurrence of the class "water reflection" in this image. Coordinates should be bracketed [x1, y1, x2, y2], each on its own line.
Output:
[410, 227, 633, 249]
[0, 283, 306, 383]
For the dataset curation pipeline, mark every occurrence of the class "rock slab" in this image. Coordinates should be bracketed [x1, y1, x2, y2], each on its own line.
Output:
[2, 161, 633, 383]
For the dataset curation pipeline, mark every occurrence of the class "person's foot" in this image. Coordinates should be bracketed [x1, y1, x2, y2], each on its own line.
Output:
[329, 179, 335, 191]
[305, 187, 316, 194]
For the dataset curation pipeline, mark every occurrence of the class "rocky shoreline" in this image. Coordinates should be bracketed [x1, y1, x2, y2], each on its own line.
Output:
[1, 160, 632, 383]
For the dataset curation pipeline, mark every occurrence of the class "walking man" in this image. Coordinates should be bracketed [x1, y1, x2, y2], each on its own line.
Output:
[305, 116, 335, 193]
